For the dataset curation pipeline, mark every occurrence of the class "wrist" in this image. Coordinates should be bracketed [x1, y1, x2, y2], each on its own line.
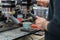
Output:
[44, 21, 49, 31]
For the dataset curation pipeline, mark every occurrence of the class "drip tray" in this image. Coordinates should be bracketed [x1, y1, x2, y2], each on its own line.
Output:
[0, 26, 20, 32]
[0, 22, 20, 32]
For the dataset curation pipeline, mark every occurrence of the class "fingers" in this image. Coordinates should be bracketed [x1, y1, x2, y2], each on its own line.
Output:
[36, 16, 40, 19]
[40, 0, 49, 3]
[35, 16, 47, 30]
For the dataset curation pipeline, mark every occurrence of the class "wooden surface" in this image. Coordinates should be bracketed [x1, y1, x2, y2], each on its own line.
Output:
[16, 35, 44, 40]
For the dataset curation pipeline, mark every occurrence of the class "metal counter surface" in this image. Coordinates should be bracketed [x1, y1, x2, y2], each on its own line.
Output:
[0, 27, 29, 40]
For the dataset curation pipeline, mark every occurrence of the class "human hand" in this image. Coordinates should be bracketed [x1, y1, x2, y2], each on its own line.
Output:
[36, 0, 49, 6]
[41, 0, 49, 3]
[35, 16, 49, 31]
[37, 0, 49, 3]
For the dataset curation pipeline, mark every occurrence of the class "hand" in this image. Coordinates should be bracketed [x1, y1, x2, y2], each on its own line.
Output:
[36, 0, 49, 6]
[35, 16, 49, 31]
[39, 0, 49, 3]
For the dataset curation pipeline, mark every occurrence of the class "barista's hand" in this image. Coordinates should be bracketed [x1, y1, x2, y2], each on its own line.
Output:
[36, 0, 49, 6]
[35, 16, 49, 31]
[40, 0, 49, 3]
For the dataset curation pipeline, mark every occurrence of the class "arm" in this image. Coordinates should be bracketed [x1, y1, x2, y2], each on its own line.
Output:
[47, 0, 60, 37]
[47, 0, 54, 21]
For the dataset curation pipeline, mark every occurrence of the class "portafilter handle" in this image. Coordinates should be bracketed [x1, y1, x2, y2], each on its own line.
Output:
[28, 13, 37, 20]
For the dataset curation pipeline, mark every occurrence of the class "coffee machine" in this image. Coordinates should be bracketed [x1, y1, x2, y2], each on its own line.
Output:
[0, 0, 20, 32]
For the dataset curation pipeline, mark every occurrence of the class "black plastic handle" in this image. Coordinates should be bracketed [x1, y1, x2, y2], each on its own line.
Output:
[29, 13, 37, 20]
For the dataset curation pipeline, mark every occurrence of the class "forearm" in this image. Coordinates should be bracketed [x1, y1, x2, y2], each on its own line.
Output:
[47, 0, 60, 37]
[44, 21, 49, 31]
[47, 19, 60, 37]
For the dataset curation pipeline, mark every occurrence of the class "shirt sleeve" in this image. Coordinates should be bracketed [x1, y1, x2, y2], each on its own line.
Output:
[47, 0, 54, 21]
[47, 0, 60, 37]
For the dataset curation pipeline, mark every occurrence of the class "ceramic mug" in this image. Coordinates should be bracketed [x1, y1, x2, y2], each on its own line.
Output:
[23, 22, 32, 30]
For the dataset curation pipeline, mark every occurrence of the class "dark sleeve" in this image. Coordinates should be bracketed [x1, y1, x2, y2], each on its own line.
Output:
[47, 0, 60, 37]
[47, 0, 54, 21]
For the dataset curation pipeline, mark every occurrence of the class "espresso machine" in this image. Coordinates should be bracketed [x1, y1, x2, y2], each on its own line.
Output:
[0, 0, 37, 32]
[0, 0, 21, 32]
